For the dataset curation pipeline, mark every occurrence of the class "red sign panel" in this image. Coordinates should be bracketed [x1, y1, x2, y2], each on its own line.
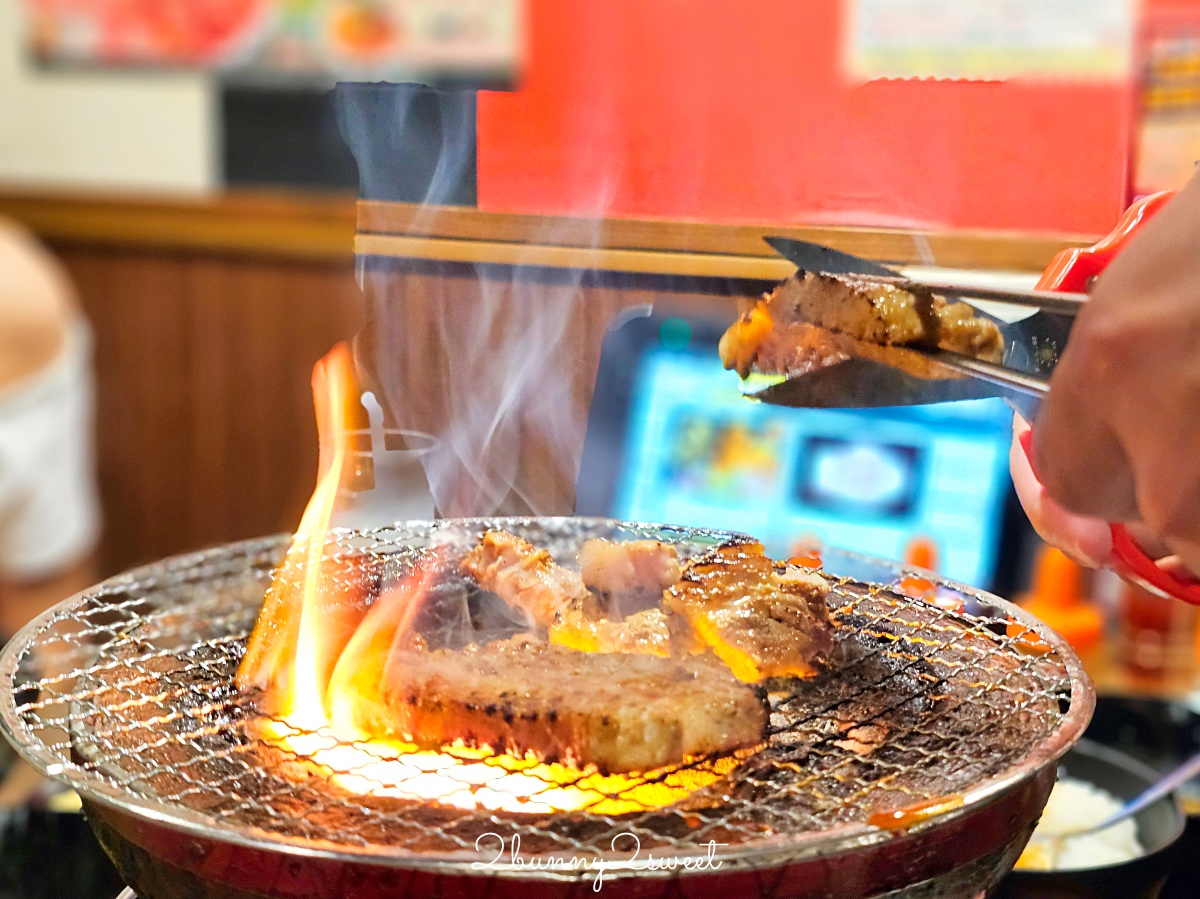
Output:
[478, 0, 1134, 234]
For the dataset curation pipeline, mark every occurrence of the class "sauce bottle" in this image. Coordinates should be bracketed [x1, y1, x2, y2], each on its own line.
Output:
[1018, 546, 1104, 670]
[899, 537, 937, 596]
[1116, 581, 1198, 692]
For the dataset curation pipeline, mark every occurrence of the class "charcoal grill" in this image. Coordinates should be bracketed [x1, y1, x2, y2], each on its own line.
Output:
[0, 518, 1093, 899]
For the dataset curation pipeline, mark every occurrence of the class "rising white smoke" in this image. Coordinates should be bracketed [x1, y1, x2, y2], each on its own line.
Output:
[340, 81, 620, 518]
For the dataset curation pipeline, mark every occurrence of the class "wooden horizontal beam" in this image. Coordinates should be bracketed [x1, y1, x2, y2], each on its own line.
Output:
[0, 188, 357, 262]
[359, 200, 1098, 273]
[0, 188, 1098, 276]
[354, 233, 796, 280]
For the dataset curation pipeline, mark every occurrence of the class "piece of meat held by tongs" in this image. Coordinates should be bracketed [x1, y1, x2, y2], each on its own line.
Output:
[734, 199, 1200, 608]
[720, 269, 1004, 380]
[720, 237, 1083, 417]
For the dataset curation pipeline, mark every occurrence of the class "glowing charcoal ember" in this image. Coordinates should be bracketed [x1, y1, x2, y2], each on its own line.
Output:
[237, 343, 376, 719]
[258, 717, 741, 815]
[665, 541, 834, 682]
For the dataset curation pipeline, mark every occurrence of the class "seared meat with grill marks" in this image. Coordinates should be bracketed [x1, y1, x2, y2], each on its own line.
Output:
[341, 635, 767, 773]
[665, 541, 834, 682]
[720, 270, 1004, 381]
[578, 538, 682, 616]
[460, 530, 588, 628]
[770, 270, 1002, 354]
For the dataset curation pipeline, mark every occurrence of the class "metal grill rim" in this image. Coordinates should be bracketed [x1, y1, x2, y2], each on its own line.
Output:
[0, 519, 1093, 876]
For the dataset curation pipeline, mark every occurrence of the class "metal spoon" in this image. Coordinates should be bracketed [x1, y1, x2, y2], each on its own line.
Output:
[1035, 751, 1200, 843]
[1084, 752, 1200, 834]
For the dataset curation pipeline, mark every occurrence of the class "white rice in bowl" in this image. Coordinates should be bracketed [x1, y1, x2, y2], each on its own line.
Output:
[1015, 776, 1144, 871]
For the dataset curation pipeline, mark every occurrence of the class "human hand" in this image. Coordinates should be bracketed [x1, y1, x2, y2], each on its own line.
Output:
[1027, 175, 1200, 578]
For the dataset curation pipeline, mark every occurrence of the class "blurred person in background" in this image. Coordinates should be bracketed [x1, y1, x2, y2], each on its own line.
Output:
[1011, 172, 1200, 585]
[0, 218, 101, 639]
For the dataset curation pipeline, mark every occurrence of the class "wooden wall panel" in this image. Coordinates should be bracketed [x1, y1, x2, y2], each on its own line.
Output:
[51, 244, 746, 577]
[55, 246, 364, 575]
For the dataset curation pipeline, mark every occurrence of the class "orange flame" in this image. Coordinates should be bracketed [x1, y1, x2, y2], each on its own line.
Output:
[237, 342, 372, 721]
[241, 343, 725, 814]
[327, 553, 444, 736]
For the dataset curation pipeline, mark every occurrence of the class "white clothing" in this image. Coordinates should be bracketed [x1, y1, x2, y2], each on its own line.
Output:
[0, 317, 100, 580]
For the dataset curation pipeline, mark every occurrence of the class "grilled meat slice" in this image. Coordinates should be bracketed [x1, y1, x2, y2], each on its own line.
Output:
[719, 270, 1004, 380]
[342, 635, 766, 773]
[768, 270, 1003, 354]
[460, 530, 588, 628]
[578, 538, 683, 616]
[665, 541, 834, 682]
[724, 314, 958, 382]
[549, 602, 700, 657]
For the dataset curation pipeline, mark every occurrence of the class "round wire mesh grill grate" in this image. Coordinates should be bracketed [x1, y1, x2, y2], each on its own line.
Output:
[0, 519, 1091, 873]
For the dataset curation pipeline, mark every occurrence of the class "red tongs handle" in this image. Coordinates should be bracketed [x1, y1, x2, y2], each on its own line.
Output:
[1029, 190, 1200, 605]
[1110, 524, 1200, 606]
[1036, 191, 1176, 292]
[1019, 431, 1200, 606]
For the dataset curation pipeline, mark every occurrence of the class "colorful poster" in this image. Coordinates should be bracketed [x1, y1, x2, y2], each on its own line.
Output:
[21, 0, 523, 82]
[1135, 23, 1200, 195]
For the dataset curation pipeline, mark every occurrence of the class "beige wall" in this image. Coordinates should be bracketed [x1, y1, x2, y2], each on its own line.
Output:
[0, 0, 216, 193]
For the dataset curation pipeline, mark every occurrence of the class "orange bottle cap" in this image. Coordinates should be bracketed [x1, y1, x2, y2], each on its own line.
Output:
[905, 537, 939, 572]
[1019, 546, 1103, 652]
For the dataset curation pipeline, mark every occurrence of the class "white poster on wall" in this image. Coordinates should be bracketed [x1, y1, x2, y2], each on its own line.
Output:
[846, 0, 1136, 81]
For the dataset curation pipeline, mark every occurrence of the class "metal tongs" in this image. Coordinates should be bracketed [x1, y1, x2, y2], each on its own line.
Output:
[752, 191, 1200, 606]
[748, 236, 1082, 421]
